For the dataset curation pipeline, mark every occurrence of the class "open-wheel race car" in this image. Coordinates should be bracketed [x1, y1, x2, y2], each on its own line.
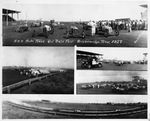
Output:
[32, 24, 54, 38]
[12, 25, 29, 33]
[113, 60, 124, 66]
[96, 25, 119, 37]
[82, 22, 91, 30]
[30, 22, 41, 27]
[63, 26, 85, 39]
[81, 57, 103, 69]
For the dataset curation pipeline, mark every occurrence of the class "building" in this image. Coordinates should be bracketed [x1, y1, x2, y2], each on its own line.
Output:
[3, 8, 20, 26]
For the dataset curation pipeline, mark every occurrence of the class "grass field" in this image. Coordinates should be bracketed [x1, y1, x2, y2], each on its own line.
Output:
[76, 83, 147, 95]
[5, 69, 74, 94]
[3, 22, 147, 47]
[2, 101, 147, 119]
[3, 67, 74, 94]
[3, 67, 33, 87]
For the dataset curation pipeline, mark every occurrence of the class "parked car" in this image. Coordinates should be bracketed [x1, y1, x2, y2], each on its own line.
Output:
[32, 25, 54, 38]
[12, 25, 29, 33]
[64, 26, 85, 38]
[96, 25, 119, 37]
[81, 57, 102, 69]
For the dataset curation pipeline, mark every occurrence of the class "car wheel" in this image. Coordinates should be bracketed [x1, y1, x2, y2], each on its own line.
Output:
[115, 30, 119, 36]
[12, 27, 16, 32]
[43, 27, 49, 38]
[104, 29, 109, 37]
[32, 30, 36, 37]
[98, 63, 102, 68]
[50, 27, 54, 34]
[20, 29, 23, 33]
[95, 28, 98, 34]
[81, 64, 84, 68]
[87, 64, 91, 69]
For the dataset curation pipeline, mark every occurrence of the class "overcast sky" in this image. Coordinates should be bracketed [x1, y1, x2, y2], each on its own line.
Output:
[77, 70, 147, 83]
[2, 0, 147, 21]
[77, 47, 147, 61]
[2, 47, 74, 69]
[3, 95, 147, 103]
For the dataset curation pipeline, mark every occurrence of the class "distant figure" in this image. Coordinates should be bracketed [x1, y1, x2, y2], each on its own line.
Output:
[89, 21, 96, 36]
[127, 21, 132, 32]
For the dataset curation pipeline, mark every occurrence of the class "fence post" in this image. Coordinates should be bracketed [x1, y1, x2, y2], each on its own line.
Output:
[29, 80, 31, 85]
[6, 86, 10, 93]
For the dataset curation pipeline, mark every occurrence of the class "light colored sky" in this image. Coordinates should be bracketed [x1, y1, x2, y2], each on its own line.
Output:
[77, 70, 148, 83]
[77, 47, 147, 61]
[3, 95, 147, 103]
[2, 0, 147, 21]
[2, 47, 74, 69]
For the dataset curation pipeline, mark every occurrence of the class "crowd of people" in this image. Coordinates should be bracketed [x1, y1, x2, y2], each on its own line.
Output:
[85, 19, 147, 36]
[98, 20, 147, 31]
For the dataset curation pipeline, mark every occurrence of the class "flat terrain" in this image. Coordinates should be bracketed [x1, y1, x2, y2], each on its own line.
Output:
[76, 83, 147, 95]
[3, 68, 33, 87]
[3, 22, 147, 47]
[77, 61, 147, 71]
[2, 101, 147, 119]
[3, 69, 74, 94]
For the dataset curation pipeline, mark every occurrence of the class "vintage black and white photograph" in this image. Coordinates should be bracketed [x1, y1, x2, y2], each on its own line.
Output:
[2, 1, 148, 47]
[2, 95, 147, 119]
[2, 47, 74, 94]
[76, 70, 147, 94]
[77, 47, 147, 71]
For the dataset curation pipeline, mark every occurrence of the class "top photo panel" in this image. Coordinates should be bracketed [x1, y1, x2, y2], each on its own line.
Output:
[2, 1, 148, 47]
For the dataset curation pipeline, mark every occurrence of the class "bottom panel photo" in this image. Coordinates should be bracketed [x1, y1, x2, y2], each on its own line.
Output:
[2, 95, 147, 119]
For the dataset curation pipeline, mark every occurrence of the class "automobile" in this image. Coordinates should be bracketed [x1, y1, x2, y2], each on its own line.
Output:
[32, 24, 54, 38]
[114, 61, 124, 66]
[63, 26, 85, 38]
[81, 84, 92, 89]
[103, 60, 109, 64]
[96, 24, 119, 37]
[12, 25, 29, 33]
[81, 57, 102, 69]
[20, 69, 30, 75]
[29, 69, 43, 77]
[82, 22, 91, 30]
[30, 22, 41, 27]
[58, 23, 66, 29]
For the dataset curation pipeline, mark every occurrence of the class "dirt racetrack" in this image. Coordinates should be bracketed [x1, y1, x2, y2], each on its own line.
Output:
[3, 22, 147, 47]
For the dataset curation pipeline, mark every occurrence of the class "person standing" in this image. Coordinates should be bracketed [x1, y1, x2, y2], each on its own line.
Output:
[127, 21, 132, 32]
[89, 21, 96, 36]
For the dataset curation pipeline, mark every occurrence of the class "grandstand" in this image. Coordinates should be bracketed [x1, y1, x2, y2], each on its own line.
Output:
[2, 8, 20, 26]
[140, 5, 147, 21]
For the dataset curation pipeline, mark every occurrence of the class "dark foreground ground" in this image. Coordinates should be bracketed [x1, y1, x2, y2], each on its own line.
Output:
[3, 22, 147, 47]
[3, 67, 34, 87]
[2, 101, 147, 119]
[77, 61, 147, 71]
[3, 68, 74, 94]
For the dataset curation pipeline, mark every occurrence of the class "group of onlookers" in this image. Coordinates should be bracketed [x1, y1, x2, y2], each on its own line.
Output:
[98, 20, 148, 32]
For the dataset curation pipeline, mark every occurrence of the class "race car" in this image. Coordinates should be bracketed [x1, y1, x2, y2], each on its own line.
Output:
[32, 24, 54, 38]
[81, 57, 102, 69]
[63, 26, 85, 38]
[12, 24, 29, 33]
[96, 24, 119, 37]
[82, 22, 91, 30]
[30, 22, 41, 27]
[113, 60, 124, 66]
[81, 84, 93, 89]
